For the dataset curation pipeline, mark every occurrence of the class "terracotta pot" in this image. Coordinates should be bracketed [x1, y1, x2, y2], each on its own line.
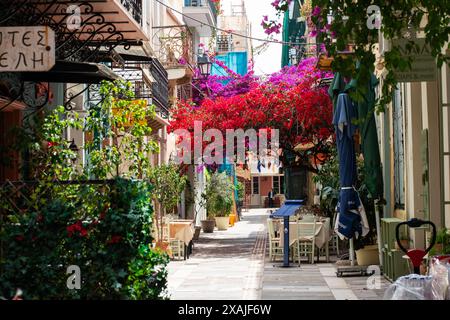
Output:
[433, 243, 444, 254]
[395, 239, 410, 250]
[201, 219, 215, 233]
[215, 217, 230, 231]
[193, 226, 201, 240]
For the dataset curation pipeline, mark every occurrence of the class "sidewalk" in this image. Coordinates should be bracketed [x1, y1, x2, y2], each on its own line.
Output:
[167, 208, 391, 300]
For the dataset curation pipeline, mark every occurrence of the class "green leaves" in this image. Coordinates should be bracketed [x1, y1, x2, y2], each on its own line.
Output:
[202, 172, 235, 217]
[312, 0, 450, 113]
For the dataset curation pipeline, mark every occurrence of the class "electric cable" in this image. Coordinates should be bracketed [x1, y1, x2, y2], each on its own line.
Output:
[153, 0, 319, 48]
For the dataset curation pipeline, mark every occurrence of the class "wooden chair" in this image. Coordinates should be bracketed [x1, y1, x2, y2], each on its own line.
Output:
[162, 220, 184, 260]
[267, 218, 283, 261]
[293, 218, 317, 265]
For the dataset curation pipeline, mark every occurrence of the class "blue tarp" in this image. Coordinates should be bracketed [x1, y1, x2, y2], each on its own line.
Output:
[272, 200, 304, 217]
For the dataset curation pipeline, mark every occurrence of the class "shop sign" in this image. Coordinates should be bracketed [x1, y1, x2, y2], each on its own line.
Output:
[0, 26, 55, 72]
[393, 38, 437, 82]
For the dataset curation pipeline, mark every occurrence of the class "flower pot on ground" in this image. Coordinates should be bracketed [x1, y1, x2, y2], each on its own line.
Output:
[201, 219, 216, 233]
[202, 171, 235, 233]
[215, 216, 230, 230]
[395, 239, 410, 250]
[193, 226, 202, 240]
[356, 245, 380, 266]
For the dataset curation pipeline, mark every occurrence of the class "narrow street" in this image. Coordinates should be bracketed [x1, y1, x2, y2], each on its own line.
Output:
[168, 209, 390, 300]
[167, 209, 267, 300]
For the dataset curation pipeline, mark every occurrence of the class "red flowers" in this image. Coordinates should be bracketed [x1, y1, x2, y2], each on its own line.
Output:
[169, 58, 334, 166]
[67, 221, 88, 238]
[107, 235, 122, 245]
[47, 141, 58, 148]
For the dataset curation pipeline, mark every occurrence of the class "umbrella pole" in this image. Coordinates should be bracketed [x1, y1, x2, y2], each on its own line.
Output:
[374, 199, 383, 269]
[349, 239, 355, 266]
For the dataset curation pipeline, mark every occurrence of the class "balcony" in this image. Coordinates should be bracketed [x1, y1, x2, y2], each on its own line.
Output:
[119, 0, 143, 26]
[183, 0, 218, 36]
[152, 26, 194, 83]
[34, 0, 148, 44]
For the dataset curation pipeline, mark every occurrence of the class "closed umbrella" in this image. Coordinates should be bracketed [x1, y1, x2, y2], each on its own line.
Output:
[333, 92, 369, 265]
[348, 71, 384, 267]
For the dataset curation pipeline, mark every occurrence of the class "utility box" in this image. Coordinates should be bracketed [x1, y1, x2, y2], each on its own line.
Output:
[381, 218, 410, 281]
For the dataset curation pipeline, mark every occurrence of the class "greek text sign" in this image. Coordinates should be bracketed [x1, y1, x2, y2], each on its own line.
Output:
[0, 26, 56, 72]
[393, 38, 437, 82]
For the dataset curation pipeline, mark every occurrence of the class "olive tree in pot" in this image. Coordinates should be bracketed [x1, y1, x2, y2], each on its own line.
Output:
[149, 164, 187, 242]
[202, 171, 235, 232]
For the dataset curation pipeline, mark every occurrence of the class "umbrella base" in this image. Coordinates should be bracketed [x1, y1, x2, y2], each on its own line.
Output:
[336, 266, 372, 277]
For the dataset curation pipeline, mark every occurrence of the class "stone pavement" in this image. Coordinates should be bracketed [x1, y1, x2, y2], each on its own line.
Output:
[167, 208, 391, 300]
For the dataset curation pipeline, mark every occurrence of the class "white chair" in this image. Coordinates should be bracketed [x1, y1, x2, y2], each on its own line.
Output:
[293, 218, 317, 265]
[302, 214, 316, 222]
[329, 212, 340, 256]
[267, 218, 283, 261]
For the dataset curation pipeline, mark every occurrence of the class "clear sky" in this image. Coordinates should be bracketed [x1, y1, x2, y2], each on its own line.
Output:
[243, 0, 283, 76]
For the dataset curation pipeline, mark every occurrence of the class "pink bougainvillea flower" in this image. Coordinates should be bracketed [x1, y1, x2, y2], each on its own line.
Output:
[312, 6, 321, 17]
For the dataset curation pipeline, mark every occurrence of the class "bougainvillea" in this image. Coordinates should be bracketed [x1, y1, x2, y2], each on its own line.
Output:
[170, 57, 334, 173]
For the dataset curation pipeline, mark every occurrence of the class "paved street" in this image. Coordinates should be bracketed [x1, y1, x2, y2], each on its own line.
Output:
[167, 209, 391, 300]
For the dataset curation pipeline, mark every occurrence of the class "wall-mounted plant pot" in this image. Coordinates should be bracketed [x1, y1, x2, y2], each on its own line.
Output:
[215, 217, 230, 231]
[201, 220, 215, 233]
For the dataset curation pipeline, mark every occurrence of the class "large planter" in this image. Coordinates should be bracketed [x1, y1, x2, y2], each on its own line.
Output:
[193, 226, 202, 240]
[201, 220, 215, 233]
[356, 245, 380, 266]
[215, 217, 230, 231]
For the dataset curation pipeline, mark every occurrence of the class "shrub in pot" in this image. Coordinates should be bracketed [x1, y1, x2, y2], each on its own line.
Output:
[202, 172, 235, 232]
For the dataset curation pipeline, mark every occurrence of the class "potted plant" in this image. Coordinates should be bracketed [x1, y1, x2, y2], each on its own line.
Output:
[395, 233, 410, 251]
[202, 171, 235, 232]
[430, 228, 450, 255]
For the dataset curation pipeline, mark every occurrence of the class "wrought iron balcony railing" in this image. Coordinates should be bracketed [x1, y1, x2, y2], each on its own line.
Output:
[150, 59, 170, 119]
[152, 25, 194, 70]
[120, 0, 143, 25]
[184, 0, 218, 24]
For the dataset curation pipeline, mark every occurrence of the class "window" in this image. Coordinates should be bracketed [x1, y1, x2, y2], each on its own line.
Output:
[272, 176, 285, 195]
[273, 177, 280, 194]
[252, 176, 259, 195]
[393, 87, 405, 209]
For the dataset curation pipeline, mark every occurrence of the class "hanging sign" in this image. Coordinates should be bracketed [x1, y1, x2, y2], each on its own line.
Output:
[392, 38, 437, 82]
[0, 26, 56, 72]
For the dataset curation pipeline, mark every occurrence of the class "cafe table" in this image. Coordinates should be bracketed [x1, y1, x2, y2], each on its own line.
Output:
[279, 217, 332, 262]
[169, 220, 195, 259]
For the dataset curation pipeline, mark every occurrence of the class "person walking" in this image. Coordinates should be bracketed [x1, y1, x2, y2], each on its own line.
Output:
[268, 188, 274, 208]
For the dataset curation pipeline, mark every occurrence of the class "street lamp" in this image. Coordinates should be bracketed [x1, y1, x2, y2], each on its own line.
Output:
[68, 138, 79, 164]
[197, 53, 212, 78]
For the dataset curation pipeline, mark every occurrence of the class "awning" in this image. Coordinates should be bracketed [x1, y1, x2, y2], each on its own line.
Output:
[21, 61, 120, 84]
[272, 200, 304, 217]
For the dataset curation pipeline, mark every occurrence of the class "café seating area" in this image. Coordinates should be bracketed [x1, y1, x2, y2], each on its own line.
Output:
[154, 215, 195, 260]
[267, 208, 337, 265]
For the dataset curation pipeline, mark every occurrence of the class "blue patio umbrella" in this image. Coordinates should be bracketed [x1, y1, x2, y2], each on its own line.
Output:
[333, 93, 366, 240]
[272, 199, 304, 267]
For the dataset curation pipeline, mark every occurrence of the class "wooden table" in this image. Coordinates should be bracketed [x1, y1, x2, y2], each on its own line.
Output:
[169, 220, 195, 259]
[278, 218, 332, 262]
